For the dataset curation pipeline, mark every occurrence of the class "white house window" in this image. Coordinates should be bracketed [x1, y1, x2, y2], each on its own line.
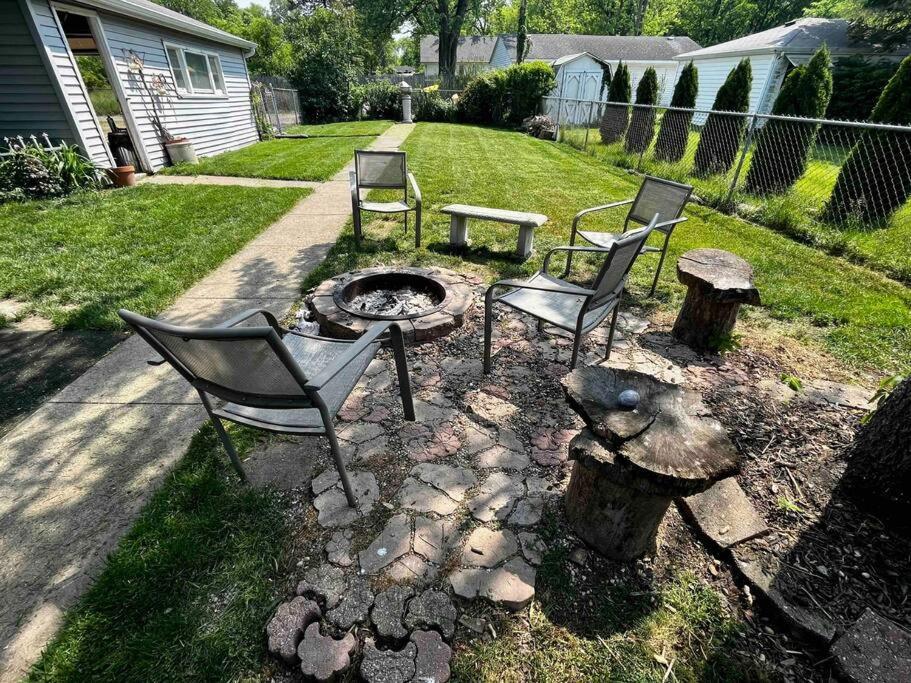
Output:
[164, 44, 226, 96]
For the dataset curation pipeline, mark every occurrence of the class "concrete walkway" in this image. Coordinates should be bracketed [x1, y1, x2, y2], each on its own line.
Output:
[0, 123, 415, 682]
[142, 174, 319, 189]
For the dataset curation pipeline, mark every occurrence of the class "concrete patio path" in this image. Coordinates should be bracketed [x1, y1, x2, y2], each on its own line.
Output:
[142, 174, 320, 189]
[0, 123, 415, 682]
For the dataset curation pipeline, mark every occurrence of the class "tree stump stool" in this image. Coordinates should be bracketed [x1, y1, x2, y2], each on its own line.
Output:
[672, 248, 760, 352]
[562, 366, 740, 560]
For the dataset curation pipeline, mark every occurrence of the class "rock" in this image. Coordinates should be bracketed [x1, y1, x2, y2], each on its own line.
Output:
[464, 421, 497, 454]
[404, 589, 457, 640]
[371, 585, 414, 640]
[297, 564, 348, 609]
[467, 472, 524, 522]
[337, 421, 385, 445]
[800, 379, 874, 411]
[476, 446, 530, 471]
[399, 478, 459, 516]
[518, 532, 546, 566]
[413, 517, 459, 565]
[359, 514, 412, 574]
[387, 553, 438, 584]
[312, 470, 379, 527]
[458, 615, 487, 634]
[449, 558, 536, 611]
[360, 639, 417, 683]
[462, 527, 518, 568]
[524, 476, 558, 498]
[679, 477, 769, 548]
[832, 608, 911, 683]
[297, 622, 356, 681]
[508, 496, 544, 527]
[325, 529, 354, 567]
[569, 547, 589, 566]
[529, 428, 576, 467]
[411, 630, 452, 683]
[325, 577, 374, 630]
[412, 463, 477, 501]
[266, 597, 321, 664]
[467, 390, 519, 425]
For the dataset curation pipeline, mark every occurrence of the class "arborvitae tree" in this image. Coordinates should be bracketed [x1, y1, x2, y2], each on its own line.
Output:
[625, 66, 659, 154]
[693, 59, 752, 177]
[824, 54, 911, 225]
[745, 46, 833, 195]
[599, 61, 631, 144]
[654, 61, 698, 162]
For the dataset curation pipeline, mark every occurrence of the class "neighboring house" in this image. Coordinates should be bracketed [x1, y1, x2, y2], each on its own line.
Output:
[1, 0, 259, 172]
[492, 34, 701, 107]
[419, 36, 498, 78]
[675, 18, 911, 119]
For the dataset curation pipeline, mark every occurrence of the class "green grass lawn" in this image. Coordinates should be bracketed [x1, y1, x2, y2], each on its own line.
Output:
[304, 122, 910, 374]
[160, 120, 393, 182]
[0, 185, 308, 329]
[562, 125, 911, 283]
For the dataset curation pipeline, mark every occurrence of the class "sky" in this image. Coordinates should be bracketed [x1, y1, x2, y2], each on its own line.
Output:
[234, 0, 265, 7]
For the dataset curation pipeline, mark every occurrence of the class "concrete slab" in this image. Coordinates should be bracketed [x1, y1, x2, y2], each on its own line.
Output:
[142, 174, 319, 189]
[679, 477, 769, 548]
[832, 608, 911, 683]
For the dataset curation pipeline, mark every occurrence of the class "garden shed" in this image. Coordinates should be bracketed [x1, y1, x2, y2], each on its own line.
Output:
[1, 0, 259, 172]
[675, 18, 910, 120]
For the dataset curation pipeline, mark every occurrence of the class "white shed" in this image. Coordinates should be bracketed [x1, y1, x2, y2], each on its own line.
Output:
[675, 18, 911, 121]
[3, 0, 260, 172]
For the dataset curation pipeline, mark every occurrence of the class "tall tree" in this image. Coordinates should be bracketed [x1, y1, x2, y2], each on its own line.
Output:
[625, 66, 659, 154]
[693, 58, 751, 177]
[515, 0, 528, 64]
[824, 54, 911, 224]
[654, 61, 698, 162]
[744, 46, 833, 195]
[599, 61, 631, 144]
[848, 0, 911, 49]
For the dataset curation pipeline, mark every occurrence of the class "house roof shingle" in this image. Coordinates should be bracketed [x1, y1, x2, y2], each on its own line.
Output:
[419, 35, 499, 63]
[675, 18, 910, 59]
[498, 34, 702, 63]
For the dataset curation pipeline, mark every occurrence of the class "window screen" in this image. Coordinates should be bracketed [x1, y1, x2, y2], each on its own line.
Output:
[208, 55, 225, 93]
[184, 50, 212, 92]
[166, 47, 188, 91]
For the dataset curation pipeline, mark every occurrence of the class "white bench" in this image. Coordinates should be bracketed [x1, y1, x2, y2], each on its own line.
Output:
[440, 204, 549, 259]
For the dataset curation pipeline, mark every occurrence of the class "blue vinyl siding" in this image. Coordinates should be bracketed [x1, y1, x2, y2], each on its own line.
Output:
[0, 0, 73, 145]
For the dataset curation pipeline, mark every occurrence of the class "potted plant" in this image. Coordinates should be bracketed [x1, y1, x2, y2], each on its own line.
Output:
[163, 135, 197, 165]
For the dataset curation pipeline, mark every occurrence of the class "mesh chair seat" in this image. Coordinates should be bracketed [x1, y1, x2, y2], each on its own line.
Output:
[577, 229, 661, 253]
[498, 272, 613, 331]
[360, 200, 412, 213]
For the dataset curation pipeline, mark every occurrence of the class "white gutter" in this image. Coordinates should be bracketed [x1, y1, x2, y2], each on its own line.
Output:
[71, 0, 257, 54]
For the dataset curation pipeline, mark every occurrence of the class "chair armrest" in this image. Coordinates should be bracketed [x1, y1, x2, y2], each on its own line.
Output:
[489, 277, 595, 299]
[542, 245, 612, 274]
[217, 308, 282, 333]
[653, 216, 687, 232]
[408, 172, 421, 206]
[572, 199, 634, 230]
[305, 321, 392, 391]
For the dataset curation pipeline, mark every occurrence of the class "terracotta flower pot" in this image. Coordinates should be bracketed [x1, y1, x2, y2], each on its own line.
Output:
[109, 165, 136, 188]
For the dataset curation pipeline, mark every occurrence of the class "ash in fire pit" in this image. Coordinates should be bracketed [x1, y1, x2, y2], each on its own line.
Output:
[348, 287, 438, 318]
[309, 267, 474, 343]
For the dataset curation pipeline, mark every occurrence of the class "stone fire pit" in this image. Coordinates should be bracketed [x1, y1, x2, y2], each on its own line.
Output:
[309, 267, 474, 343]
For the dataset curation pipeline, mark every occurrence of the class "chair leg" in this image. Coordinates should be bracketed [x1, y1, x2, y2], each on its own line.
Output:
[414, 206, 422, 249]
[604, 304, 621, 362]
[353, 207, 363, 248]
[570, 331, 583, 369]
[197, 390, 246, 480]
[389, 323, 415, 420]
[323, 415, 357, 507]
[404, 210, 409, 236]
[649, 233, 672, 297]
[483, 288, 495, 374]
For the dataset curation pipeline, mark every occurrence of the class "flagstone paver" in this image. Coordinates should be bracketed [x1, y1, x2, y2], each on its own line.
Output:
[360, 640, 417, 683]
[371, 586, 414, 640]
[358, 514, 412, 574]
[297, 622, 357, 682]
[411, 630, 452, 683]
[266, 597, 321, 664]
[0, 123, 416, 682]
[404, 590, 457, 640]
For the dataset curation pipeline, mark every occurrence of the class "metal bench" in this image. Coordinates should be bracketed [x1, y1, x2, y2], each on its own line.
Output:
[440, 204, 549, 259]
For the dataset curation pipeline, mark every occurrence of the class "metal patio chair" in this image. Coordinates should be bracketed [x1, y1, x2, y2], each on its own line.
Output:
[564, 176, 693, 296]
[350, 150, 422, 249]
[484, 215, 658, 373]
[119, 308, 415, 507]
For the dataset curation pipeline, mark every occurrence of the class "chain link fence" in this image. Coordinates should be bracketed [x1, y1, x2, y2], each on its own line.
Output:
[251, 82, 302, 137]
[544, 96, 911, 277]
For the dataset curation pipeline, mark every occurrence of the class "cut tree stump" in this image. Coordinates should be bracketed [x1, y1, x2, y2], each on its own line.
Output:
[671, 248, 760, 352]
[562, 366, 740, 560]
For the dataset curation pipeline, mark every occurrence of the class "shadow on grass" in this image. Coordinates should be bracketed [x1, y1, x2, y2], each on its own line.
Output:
[28, 424, 289, 682]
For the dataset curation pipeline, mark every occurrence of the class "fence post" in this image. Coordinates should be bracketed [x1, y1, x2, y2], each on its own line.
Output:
[268, 86, 283, 135]
[583, 101, 593, 152]
[636, 106, 648, 172]
[725, 113, 758, 209]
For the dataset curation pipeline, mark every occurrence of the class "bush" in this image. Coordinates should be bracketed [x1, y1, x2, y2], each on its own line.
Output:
[693, 58, 751, 177]
[599, 61, 631, 144]
[745, 46, 833, 195]
[413, 89, 456, 122]
[458, 69, 509, 124]
[350, 80, 400, 120]
[0, 139, 103, 203]
[654, 61, 698, 162]
[503, 61, 556, 124]
[824, 54, 911, 225]
[625, 66, 659, 154]
[457, 62, 555, 126]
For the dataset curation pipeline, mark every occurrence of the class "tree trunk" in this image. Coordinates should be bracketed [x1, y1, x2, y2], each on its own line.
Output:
[843, 377, 911, 515]
[516, 0, 527, 64]
[437, 0, 469, 88]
